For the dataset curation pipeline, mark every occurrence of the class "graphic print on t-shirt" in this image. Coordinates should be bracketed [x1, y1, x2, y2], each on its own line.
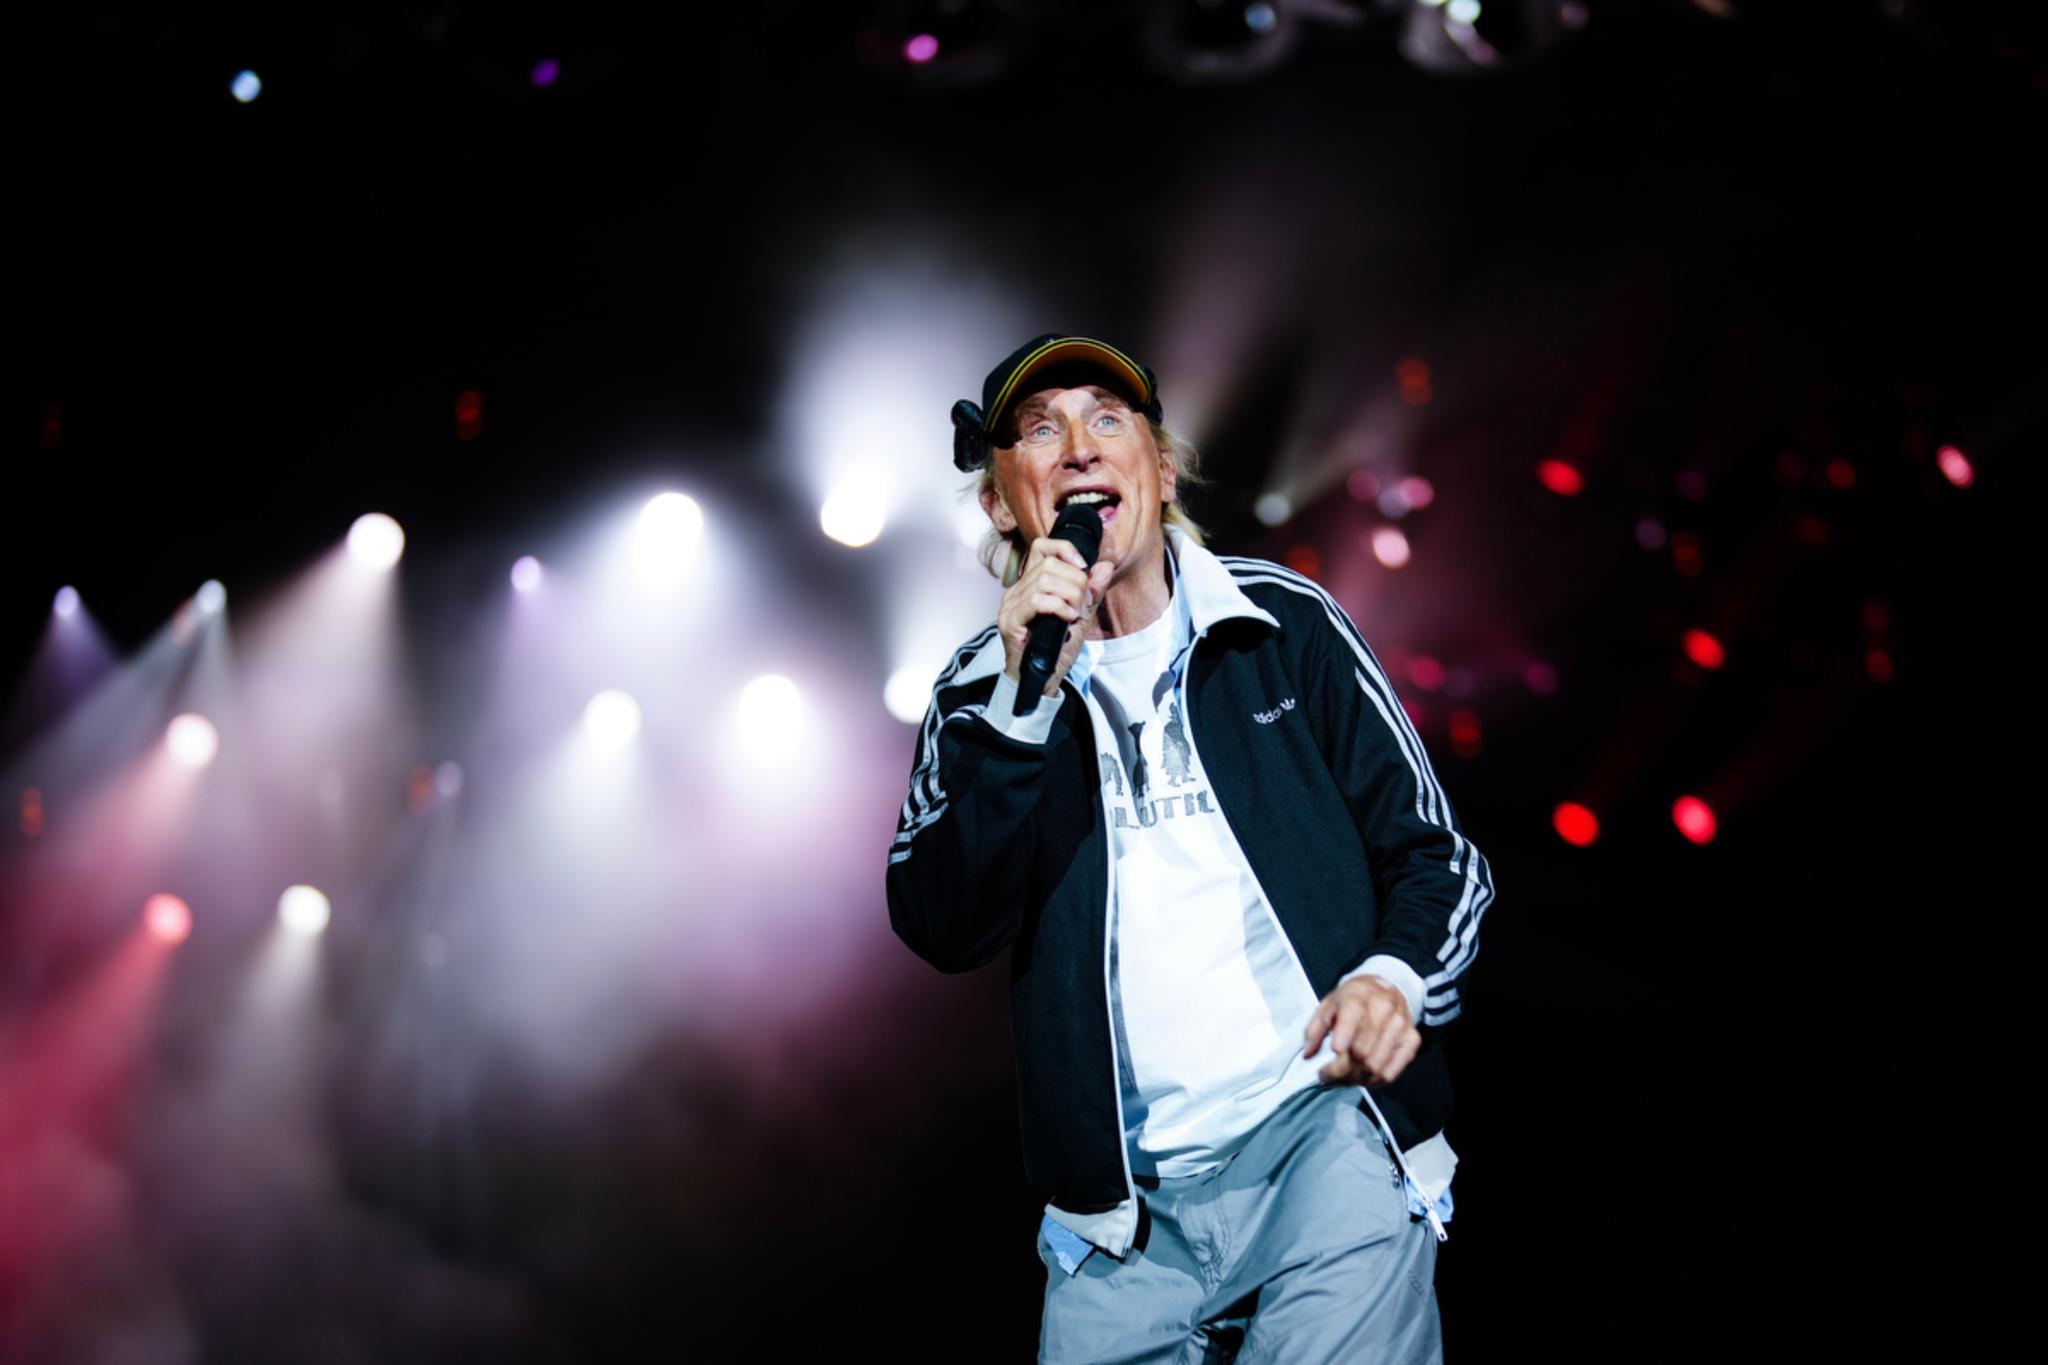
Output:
[1160, 701, 1192, 787]
[1099, 695, 1218, 829]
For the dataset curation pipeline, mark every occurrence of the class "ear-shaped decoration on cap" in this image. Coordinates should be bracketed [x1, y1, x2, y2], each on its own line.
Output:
[1136, 362, 1163, 423]
[952, 399, 989, 472]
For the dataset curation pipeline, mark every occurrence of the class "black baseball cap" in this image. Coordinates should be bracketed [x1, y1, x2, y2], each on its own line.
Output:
[952, 333, 1163, 472]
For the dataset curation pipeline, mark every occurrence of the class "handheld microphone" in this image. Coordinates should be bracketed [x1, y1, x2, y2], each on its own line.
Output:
[1015, 502, 1105, 715]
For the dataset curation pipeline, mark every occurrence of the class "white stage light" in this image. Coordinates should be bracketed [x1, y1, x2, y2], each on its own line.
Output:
[347, 513, 406, 570]
[583, 688, 642, 750]
[634, 492, 705, 587]
[510, 555, 543, 592]
[737, 674, 803, 760]
[166, 713, 220, 769]
[954, 499, 994, 549]
[1255, 492, 1291, 526]
[820, 483, 886, 547]
[435, 760, 464, 797]
[53, 586, 80, 618]
[279, 884, 331, 937]
[1371, 526, 1412, 569]
[196, 579, 228, 613]
[232, 70, 262, 103]
[885, 666, 934, 724]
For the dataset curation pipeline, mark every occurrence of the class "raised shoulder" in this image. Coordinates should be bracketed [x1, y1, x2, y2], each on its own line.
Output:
[1213, 555, 1362, 645]
[924, 621, 1006, 716]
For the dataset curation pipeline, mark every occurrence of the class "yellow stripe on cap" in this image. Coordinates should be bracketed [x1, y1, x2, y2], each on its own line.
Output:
[986, 336, 1153, 436]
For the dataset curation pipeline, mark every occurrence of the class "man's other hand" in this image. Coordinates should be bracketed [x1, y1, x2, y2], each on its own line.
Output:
[1302, 976, 1420, 1087]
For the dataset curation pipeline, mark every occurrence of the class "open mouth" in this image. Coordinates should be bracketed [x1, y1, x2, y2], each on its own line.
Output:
[1056, 489, 1121, 523]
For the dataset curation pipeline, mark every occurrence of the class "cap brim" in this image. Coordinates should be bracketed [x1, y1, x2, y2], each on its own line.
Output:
[986, 337, 1154, 443]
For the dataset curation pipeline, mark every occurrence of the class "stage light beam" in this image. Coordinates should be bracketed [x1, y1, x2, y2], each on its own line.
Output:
[633, 493, 706, 587]
[347, 513, 406, 570]
[1672, 796, 1717, 845]
[1682, 629, 1725, 670]
[166, 713, 220, 769]
[737, 674, 804, 762]
[1553, 802, 1599, 847]
[1370, 526, 1411, 569]
[821, 483, 887, 547]
[1937, 445, 1974, 488]
[886, 666, 934, 725]
[1537, 460, 1584, 496]
[583, 689, 642, 750]
[279, 884, 331, 937]
[145, 894, 192, 944]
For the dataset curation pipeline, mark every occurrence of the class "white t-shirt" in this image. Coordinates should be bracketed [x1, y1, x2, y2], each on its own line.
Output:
[1079, 562, 1346, 1177]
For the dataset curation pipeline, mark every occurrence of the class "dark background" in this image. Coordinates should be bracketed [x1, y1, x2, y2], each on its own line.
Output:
[8, 1, 2035, 1359]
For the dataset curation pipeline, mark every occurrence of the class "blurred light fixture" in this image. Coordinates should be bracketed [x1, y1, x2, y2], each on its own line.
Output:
[1398, 0, 1584, 74]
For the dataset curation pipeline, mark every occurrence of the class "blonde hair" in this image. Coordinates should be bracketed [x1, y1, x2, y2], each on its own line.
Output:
[969, 418, 1211, 586]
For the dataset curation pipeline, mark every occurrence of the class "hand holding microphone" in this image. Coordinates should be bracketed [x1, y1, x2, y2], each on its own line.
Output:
[1000, 502, 1113, 715]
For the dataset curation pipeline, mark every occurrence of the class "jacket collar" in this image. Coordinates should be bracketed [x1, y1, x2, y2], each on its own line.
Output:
[953, 525, 1279, 689]
[1168, 524, 1282, 639]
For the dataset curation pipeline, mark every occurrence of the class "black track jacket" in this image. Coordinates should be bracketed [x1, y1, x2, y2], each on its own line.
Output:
[886, 527, 1496, 1218]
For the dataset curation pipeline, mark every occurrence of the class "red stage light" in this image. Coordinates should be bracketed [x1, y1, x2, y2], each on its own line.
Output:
[21, 787, 44, 838]
[1284, 545, 1321, 579]
[1396, 358, 1432, 405]
[455, 389, 484, 441]
[1682, 629, 1725, 670]
[1937, 445, 1973, 488]
[1408, 656, 1445, 691]
[1670, 531, 1703, 576]
[1826, 458, 1856, 489]
[1552, 802, 1598, 847]
[1672, 795, 1716, 845]
[1447, 708, 1482, 758]
[1536, 460, 1583, 496]
[144, 894, 192, 944]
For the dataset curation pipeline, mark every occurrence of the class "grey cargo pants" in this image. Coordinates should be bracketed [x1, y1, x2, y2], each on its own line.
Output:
[1035, 1082, 1443, 1364]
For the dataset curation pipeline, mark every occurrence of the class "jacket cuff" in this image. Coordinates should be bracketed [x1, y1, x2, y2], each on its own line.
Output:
[1339, 953, 1427, 1029]
[984, 669, 1060, 745]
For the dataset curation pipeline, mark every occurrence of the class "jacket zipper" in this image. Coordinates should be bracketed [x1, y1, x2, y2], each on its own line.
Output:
[1072, 676, 1140, 1245]
[1176, 636, 1449, 1244]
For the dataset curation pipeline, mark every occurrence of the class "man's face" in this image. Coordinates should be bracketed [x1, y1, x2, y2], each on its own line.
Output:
[980, 384, 1176, 575]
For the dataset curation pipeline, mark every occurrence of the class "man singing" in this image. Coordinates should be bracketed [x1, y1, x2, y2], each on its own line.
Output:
[887, 333, 1495, 1362]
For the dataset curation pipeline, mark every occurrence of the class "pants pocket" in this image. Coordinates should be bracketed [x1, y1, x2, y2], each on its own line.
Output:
[1038, 1213, 1095, 1278]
